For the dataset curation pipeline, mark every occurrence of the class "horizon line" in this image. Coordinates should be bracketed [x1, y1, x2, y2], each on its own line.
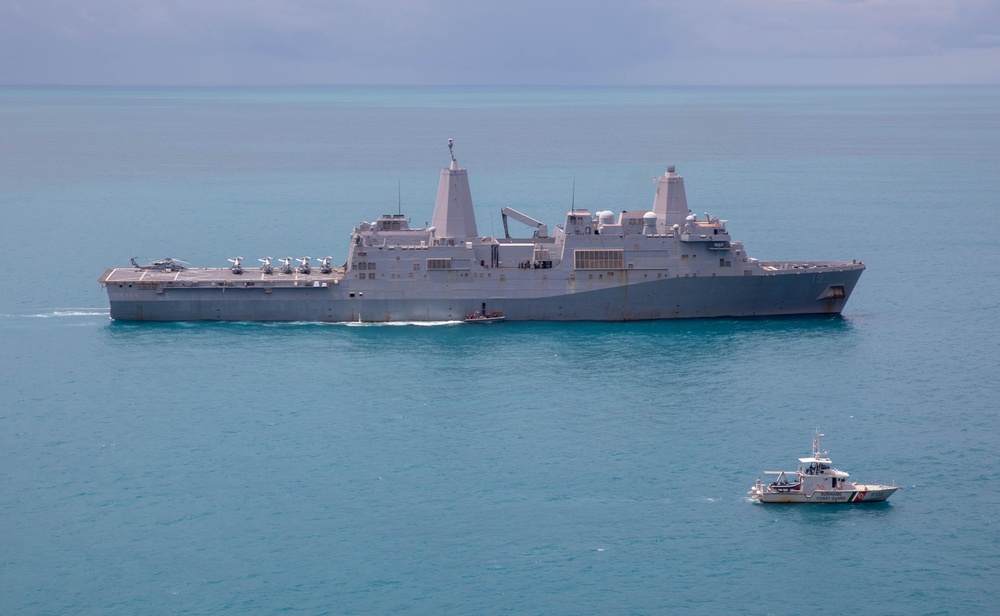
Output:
[2, 82, 997, 89]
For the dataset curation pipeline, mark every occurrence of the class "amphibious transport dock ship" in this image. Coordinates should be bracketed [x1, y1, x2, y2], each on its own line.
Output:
[99, 142, 864, 322]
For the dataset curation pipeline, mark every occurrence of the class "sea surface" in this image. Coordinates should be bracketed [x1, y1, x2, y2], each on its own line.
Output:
[1, 86, 999, 615]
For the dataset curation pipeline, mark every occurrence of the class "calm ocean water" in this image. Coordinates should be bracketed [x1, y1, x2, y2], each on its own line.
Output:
[1, 86, 999, 614]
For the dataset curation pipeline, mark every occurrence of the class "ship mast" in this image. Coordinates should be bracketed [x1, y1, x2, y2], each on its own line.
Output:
[431, 138, 478, 239]
[813, 429, 825, 459]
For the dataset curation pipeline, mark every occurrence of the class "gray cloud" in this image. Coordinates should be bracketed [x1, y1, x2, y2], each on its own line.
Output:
[0, 0, 997, 84]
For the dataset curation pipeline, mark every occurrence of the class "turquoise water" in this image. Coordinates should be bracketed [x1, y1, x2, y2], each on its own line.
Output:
[2, 86, 999, 614]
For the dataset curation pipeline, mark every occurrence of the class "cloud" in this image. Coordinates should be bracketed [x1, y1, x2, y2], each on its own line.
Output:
[0, 0, 997, 84]
[656, 0, 1000, 58]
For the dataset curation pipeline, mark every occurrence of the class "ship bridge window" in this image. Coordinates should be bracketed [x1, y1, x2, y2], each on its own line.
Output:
[574, 249, 624, 270]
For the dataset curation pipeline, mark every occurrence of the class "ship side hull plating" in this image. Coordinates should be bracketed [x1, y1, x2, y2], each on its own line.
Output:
[104, 264, 863, 322]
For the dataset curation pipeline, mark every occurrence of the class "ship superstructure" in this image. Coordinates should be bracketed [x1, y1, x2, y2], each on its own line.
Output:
[99, 142, 864, 322]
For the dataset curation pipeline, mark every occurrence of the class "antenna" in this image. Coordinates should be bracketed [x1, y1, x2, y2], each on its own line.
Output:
[448, 138, 456, 162]
[571, 177, 576, 211]
[398, 180, 401, 216]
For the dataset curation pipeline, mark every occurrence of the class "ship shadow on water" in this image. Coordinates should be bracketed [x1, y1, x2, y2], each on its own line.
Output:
[102, 312, 853, 332]
[756, 499, 897, 523]
[96, 313, 863, 379]
[100, 314, 857, 357]
[351, 312, 857, 345]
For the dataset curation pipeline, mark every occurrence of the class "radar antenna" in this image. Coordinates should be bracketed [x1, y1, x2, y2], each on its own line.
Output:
[812, 429, 826, 459]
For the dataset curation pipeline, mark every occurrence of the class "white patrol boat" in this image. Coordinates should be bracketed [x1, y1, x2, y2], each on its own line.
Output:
[748, 431, 900, 504]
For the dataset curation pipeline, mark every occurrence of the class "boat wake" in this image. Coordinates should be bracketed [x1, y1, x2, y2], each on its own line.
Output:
[251, 320, 464, 328]
[341, 320, 463, 327]
[2, 309, 109, 319]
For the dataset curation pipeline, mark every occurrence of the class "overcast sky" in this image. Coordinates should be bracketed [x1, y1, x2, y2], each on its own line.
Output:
[1, 0, 998, 86]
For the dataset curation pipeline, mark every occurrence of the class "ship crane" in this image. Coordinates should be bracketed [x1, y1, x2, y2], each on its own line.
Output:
[500, 207, 548, 239]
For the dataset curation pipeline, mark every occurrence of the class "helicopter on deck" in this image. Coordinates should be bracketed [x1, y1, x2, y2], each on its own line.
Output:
[130, 257, 188, 272]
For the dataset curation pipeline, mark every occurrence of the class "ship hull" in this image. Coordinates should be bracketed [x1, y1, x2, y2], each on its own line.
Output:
[753, 486, 899, 504]
[103, 263, 863, 322]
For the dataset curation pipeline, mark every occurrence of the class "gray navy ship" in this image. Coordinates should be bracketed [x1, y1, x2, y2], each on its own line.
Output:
[99, 141, 864, 322]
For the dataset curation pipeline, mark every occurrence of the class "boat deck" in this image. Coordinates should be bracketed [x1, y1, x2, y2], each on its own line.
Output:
[99, 267, 346, 288]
